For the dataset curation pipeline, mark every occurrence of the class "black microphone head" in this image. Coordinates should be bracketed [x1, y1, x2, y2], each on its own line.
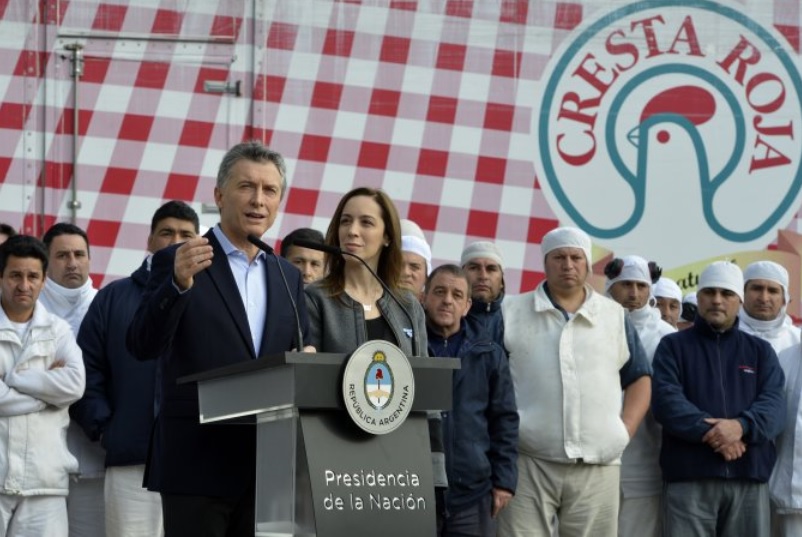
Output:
[246, 234, 274, 254]
[293, 239, 342, 256]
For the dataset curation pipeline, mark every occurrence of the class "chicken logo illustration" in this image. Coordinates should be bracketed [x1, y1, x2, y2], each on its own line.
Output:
[535, 0, 802, 267]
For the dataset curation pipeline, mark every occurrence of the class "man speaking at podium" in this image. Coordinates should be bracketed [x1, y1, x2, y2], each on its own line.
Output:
[127, 141, 310, 537]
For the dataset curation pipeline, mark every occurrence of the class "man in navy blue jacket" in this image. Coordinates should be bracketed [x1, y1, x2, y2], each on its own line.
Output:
[425, 264, 518, 537]
[460, 242, 506, 349]
[127, 141, 310, 537]
[652, 261, 785, 537]
[71, 200, 199, 537]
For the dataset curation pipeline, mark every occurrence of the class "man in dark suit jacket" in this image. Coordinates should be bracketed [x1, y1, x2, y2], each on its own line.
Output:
[127, 141, 310, 537]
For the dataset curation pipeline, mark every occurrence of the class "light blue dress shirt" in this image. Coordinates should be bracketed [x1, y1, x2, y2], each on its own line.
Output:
[213, 226, 268, 355]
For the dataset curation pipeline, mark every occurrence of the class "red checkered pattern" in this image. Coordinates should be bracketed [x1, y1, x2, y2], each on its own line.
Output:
[0, 0, 799, 294]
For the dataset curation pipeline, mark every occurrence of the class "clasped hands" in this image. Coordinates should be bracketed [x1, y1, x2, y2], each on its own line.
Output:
[702, 418, 746, 461]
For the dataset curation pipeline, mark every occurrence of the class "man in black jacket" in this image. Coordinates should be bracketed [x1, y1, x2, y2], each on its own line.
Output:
[127, 141, 310, 537]
[71, 200, 199, 537]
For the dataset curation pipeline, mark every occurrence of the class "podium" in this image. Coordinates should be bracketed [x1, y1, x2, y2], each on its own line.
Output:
[181, 352, 459, 537]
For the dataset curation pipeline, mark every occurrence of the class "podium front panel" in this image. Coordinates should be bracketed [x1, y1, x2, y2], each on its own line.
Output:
[302, 411, 436, 537]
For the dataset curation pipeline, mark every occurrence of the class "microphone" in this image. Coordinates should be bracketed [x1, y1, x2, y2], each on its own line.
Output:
[246, 234, 305, 353]
[292, 239, 341, 257]
[293, 239, 421, 357]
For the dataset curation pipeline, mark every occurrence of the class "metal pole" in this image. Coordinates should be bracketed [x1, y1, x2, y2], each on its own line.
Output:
[64, 43, 83, 223]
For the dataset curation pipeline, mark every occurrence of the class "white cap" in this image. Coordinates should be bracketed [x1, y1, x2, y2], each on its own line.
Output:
[400, 219, 425, 241]
[604, 255, 652, 293]
[461, 241, 504, 269]
[744, 260, 789, 303]
[699, 261, 744, 302]
[541, 226, 592, 264]
[653, 277, 683, 304]
[400, 219, 432, 275]
[681, 291, 698, 322]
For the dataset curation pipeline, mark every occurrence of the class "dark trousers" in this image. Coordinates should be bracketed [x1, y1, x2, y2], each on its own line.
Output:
[439, 493, 497, 537]
[161, 489, 255, 537]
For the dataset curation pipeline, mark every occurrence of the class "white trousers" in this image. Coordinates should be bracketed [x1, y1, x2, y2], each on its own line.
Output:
[67, 477, 104, 537]
[105, 465, 163, 537]
[0, 494, 67, 537]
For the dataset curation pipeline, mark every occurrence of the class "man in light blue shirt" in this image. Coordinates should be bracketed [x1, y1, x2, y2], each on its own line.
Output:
[127, 141, 311, 537]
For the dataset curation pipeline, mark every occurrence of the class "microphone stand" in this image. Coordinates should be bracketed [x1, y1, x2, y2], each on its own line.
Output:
[246, 234, 305, 353]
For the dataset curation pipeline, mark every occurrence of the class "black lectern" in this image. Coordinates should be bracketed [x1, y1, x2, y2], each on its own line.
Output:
[181, 352, 458, 537]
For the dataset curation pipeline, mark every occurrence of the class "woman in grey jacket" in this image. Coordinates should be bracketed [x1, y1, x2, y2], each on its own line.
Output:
[303, 186, 447, 512]
[304, 186, 427, 355]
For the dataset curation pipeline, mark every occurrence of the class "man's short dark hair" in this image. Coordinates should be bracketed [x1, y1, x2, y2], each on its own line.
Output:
[425, 264, 468, 291]
[280, 228, 324, 258]
[0, 235, 48, 275]
[0, 223, 16, 238]
[151, 201, 200, 234]
[42, 222, 90, 256]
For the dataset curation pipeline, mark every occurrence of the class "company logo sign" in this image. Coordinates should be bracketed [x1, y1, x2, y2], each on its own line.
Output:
[343, 341, 415, 435]
[535, 0, 802, 266]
